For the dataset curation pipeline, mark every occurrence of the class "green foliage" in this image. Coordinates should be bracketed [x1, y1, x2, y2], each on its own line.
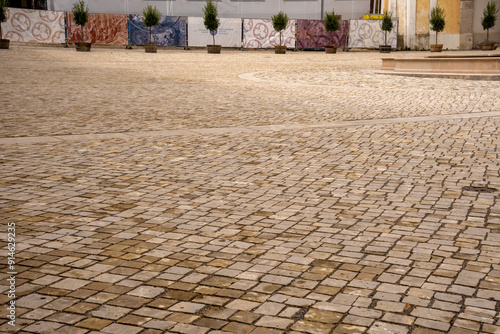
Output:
[272, 11, 289, 32]
[203, 0, 220, 33]
[430, 6, 445, 33]
[72, 0, 89, 27]
[482, 1, 498, 31]
[0, 0, 9, 24]
[324, 9, 340, 33]
[142, 5, 161, 28]
[381, 10, 393, 32]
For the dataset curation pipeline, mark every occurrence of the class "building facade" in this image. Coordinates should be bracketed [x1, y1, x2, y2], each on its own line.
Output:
[8, 0, 499, 49]
[382, 0, 500, 49]
[44, 0, 371, 21]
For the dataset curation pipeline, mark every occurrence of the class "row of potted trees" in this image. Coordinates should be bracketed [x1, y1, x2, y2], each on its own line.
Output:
[0, 0, 498, 52]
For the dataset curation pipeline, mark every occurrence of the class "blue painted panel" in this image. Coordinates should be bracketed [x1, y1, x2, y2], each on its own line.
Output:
[129, 15, 186, 46]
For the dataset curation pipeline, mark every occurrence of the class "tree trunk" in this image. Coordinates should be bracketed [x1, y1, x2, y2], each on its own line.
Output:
[487, 29, 489, 43]
[81, 25, 84, 43]
[279, 31, 282, 47]
[212, 33, 215, 46]
[149, 26, 152, 43]
[435, 32, 438, 45]
[0, 24, 2, 40]
[384, 31, 387, 45]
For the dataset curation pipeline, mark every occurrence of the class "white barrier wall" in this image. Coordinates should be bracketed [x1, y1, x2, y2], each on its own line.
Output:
[1, 8, 65, 43]
[48, 0, 370, 20]
[243, 18, 296, 49]
[348, 19, 398, 49]
[188, 17, 242, 48]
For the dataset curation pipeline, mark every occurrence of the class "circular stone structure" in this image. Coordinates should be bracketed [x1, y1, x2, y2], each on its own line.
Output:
[378, 53, 500, 80]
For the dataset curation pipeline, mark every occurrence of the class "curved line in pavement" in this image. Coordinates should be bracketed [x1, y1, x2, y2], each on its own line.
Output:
[1, 111, 500, 145]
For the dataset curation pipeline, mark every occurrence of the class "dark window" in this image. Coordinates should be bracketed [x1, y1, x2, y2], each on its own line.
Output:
[370, 0, 381, 14]
[8, 0, 47, 10]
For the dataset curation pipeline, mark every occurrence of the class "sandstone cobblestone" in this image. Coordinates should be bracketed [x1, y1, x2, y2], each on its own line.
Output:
[1, 47, 499, 334]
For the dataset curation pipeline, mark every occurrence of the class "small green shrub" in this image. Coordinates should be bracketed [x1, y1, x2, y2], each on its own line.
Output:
[272, 11, 289, 46]
[0, 0, 9, 40]
[142, 5, 161, 43]
[430, 6, 445, 45]
[72, 0, 89, 43]
[324, 9, 340, 46]
[203, 0, 220, 46]
[381, 10, 393, 45]
[482, 1, 499, 42]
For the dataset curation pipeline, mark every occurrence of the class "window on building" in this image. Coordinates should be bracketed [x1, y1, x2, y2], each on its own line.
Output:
[370, 0, 381, 14]
[8, 0, 47, 10]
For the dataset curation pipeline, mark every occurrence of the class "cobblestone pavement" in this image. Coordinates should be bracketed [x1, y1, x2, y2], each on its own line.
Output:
[0, 47, 500, 334]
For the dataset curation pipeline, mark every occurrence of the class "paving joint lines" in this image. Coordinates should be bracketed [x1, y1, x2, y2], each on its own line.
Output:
[1, 48, 500, 334]
[1, 110, 499, 145]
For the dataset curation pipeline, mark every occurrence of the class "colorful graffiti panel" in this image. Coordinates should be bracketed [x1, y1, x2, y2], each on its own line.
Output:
[2, 8, 65, 43]
[296, 19, 349, 49]
[243, 19, 296, 49]
[67, 13, 128, 45]
[129, 15, 186, 46]
[348, 19, 398, 48]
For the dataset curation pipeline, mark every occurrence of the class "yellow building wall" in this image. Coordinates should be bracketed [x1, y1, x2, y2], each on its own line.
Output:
[416, 0, 430, 35]
[437, 0, 460, 34]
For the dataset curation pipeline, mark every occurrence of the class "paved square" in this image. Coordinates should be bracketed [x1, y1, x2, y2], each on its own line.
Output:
[0, 46, 499, 333]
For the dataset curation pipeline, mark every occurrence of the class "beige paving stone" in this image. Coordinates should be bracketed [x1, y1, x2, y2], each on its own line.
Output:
[142, 319, 176, 330]
[229, 310, 261, 324]
[91, 305, 132, 320]
[291, 320, 335, 334]
[1, 47, 500, 334]
[76, 317, 113, 330]
[20, 308, 56, 320]
[127, 286, 164, 298]
[368, 321, 408, 334]
[53, 325, 88, 334]
[225, 299, 260, 311]
[168, 301, 206, 314]
[414, 318, 451, 332]
[16, 294, 55, 309]
[45, 312, 85, 325]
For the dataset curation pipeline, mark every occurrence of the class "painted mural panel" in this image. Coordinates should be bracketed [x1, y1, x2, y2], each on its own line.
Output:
[348, 19, 398, 48]
[1, 8, 65, 43]
[243, 19, 296, 49]
[187, 17, 242, 48]
[129, 15, 186, 46]
[296, 19, 349, 49]
[67, 13, 128, 45]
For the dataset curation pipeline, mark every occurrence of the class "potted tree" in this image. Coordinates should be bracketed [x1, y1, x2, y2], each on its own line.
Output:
[324, 9, 340, 54]
[142, 5, 161, 53]
[481, 1, 498, 50]
[203, 0, 220, 54]
[429, 6, 445, 52]
[272, 11, 289, 54]
[0, 0, 9, 49]
[72, 0, 90, 52]
[379, 10, 393, 53]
